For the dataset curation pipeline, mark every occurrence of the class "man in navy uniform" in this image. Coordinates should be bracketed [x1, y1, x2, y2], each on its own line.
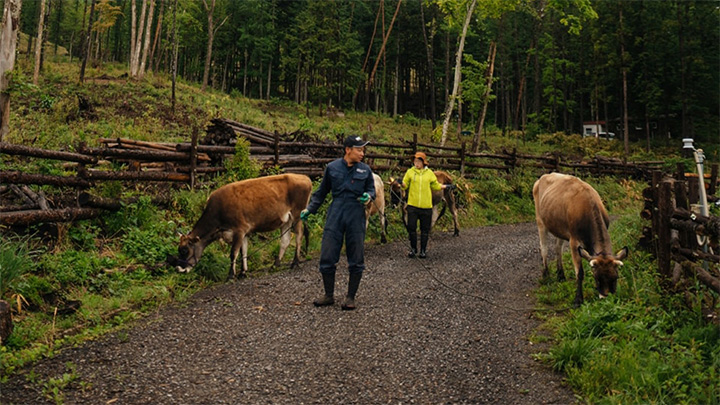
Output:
[301, 135, 376, 310]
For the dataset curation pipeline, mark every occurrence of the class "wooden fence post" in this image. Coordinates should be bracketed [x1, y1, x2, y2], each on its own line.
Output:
[674, 180, 694, 250]
[412, 133, 418, 155]
[657, 179, 673, 280]
[459, 142, 466, 177]
[651, 170, 662, 256]
[688, 176, 699, 205]
[274, 131, 280, 166]
[189, 130, 198, 189]
[675, 162, 685, 180]
[709, 163, 718, 196]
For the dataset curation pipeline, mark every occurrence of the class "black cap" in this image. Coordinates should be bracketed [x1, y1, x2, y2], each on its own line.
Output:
[343, 135, 369, 148]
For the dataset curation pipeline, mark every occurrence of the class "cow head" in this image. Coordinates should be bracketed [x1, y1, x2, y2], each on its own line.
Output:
[579, 246, 629, 298]
[177, 234, 204, 273]
[388, 177, 404, 207]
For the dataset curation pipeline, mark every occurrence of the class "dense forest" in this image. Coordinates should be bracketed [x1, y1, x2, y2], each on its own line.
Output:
[4, 0, 720, 150]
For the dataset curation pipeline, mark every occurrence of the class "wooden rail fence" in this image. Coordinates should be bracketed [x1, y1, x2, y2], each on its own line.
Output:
[1, 118, 667, 226]
[641, 168, 720, 321]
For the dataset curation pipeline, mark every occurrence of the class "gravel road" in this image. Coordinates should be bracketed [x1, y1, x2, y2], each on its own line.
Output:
[1, 223, 575, 404]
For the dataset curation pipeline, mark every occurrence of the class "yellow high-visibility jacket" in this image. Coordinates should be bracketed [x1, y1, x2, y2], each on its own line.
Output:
[401, 166, 442, 209]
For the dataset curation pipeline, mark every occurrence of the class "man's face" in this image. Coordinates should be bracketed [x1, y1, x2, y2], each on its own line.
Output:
[345, 146, 365, 164]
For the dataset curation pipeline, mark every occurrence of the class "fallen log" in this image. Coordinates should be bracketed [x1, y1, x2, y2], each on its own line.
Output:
[78, 146, 210, 162]
[79, 169, 190, 183]
[0, 142, 97, 164]
[98, 138, 177, 152]
[0, 171, 91, 188]
[0, 208, 104, 226]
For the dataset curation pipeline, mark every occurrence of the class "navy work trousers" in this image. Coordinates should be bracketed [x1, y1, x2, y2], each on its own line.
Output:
[319, 198, 367, 275]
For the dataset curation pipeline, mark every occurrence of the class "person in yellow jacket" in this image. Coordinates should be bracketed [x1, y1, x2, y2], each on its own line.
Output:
[399, 152, 452, 258]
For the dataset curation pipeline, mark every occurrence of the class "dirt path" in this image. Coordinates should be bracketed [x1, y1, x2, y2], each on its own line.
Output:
[1, 223, 575, 404]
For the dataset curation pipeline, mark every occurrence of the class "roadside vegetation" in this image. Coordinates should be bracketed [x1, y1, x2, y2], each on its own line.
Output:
[1, 59, 718, 404]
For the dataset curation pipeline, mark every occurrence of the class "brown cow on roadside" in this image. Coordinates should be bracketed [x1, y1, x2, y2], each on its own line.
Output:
[389, 170, 460, 236]
[176, 173, 312, 280]
[365, 173, 388, 243]
[533, 173, 628, 307]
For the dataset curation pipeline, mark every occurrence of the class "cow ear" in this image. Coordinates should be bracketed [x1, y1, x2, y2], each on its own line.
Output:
[615, 246, 629, 261]
[578, 246, 593, 261]
[613, 260, 624, 267]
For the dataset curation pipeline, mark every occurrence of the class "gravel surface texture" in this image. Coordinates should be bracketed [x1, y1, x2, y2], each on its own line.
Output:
[1, 223, 575, 404]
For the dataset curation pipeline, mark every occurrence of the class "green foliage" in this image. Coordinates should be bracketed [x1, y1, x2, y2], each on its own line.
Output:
[0, 237, 35, 298]
[223, 138, 260, 183]
[539, 211, 720, 404]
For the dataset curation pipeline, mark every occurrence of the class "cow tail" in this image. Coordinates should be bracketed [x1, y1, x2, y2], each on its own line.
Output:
[438, 202, 447, 221]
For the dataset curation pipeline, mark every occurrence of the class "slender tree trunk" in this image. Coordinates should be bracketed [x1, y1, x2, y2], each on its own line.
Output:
[130, 0, 137, 74]
[366, 0, 402, 111]
[243, 48, 248, 96]
[393, 32, 399, 117]
[266, 59, 272, 100]
[130, 0, 148, 77]
[440, 0, 477, 146]
[33, 0, 47, 85]
[201, 0, 216, 91]
[139, 0, 155, 78]
[419, 1, 437, 129]
[619, 5, 629, 156]
[78, 0, 95, 83]
[677, 2, 689, 140]
[0, 0, 23, 141]
[444, 30, 450, 105]
[171, 0, 178, 113]
[353, 0, 382, 110]
[471, 40, 497, 152]
[438, 0, 480, 147]
[149, 0, 164, 71]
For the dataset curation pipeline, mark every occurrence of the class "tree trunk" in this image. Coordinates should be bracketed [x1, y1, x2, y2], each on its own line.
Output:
[78, 0, 94, 83]
[149, 0, 164, 71]
[471, 41, 497, 152]
[366, 0, 402, 108]
[139, 0, 156, 79]
[619, 5, 629, 156]
[354, 0, 382, 111]
[33, 0, 47, 85]
[171, 0, 178, 113]
[130, 0, 148, 78]
[0, 0, 22, 141]
[419, 2, 437, 129]
[201, 0, 216, 91]
[439, 0, 476, 146]
[266, 59, 272, 100]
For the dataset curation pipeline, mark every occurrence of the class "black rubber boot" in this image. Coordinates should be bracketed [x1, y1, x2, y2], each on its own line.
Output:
[408, 232, 417, 257]
[342, 273, 362, 310]
[419, 234, 429, 258]
[313, 273, 335, 307]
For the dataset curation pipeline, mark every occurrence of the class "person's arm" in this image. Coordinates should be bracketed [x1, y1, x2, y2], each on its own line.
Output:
[401, 170, 412, 190]
[429, 172, 443, 191]
[306, 166, 332, 213]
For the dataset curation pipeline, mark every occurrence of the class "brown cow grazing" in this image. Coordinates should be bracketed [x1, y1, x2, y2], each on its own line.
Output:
[389, 170, 460, 236]
[177, 173, 312, 280]
[533, 173, 628, 307]
[365, 173, 388, 243]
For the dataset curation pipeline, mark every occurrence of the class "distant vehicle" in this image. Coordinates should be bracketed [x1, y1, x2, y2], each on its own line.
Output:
[583, 131, 616, 140]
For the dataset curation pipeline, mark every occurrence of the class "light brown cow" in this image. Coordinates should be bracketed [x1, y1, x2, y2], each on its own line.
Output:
[389, 170, 460, 236]
[365, 173, 388, 243]
[533, 173, 628, 306]
[177, 173, 312, 280]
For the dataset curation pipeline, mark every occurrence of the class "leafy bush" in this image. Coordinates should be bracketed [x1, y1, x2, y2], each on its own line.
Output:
[223, 138, 260, 183]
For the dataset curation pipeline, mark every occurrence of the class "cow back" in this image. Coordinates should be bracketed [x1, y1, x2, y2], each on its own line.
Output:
[533, 173, 610, 249]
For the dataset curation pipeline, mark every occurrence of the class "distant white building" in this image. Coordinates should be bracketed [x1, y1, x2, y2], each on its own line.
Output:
[582, 121, 615, 140]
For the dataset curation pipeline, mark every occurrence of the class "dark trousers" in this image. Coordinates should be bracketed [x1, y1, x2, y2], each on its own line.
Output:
[319, 199, 367, 275]
[406, 206, 432, 252]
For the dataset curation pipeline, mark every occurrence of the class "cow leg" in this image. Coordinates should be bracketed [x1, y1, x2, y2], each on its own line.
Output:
[537, 223, 550, 278]
[275, 221, 293, 267]
[240, 236, 249, 278]
[291, 219, 303, 268]
[569, 239, 584, 307]
[228, 233, 244, 281]
[380, 211, 387, 244]
[555, 238, 566, 282]
[448, 193, 460, 236]
[431, 206, 439, 228]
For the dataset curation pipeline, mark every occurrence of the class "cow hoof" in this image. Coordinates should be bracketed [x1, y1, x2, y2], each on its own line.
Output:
[453, 230, 459, 237]
[573, 298, 583, 308]
[381, 236, 387, 244]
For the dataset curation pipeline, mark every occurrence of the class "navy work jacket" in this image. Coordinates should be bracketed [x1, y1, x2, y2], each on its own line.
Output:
[306, 158, 376, 214]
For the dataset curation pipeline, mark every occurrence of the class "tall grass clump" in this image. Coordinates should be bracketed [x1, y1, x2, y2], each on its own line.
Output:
[0, 237, 36, 299]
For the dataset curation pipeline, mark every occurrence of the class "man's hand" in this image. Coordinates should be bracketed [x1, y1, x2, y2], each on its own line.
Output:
[358, 192, 371, 204]
[300, 209, 310, 221]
